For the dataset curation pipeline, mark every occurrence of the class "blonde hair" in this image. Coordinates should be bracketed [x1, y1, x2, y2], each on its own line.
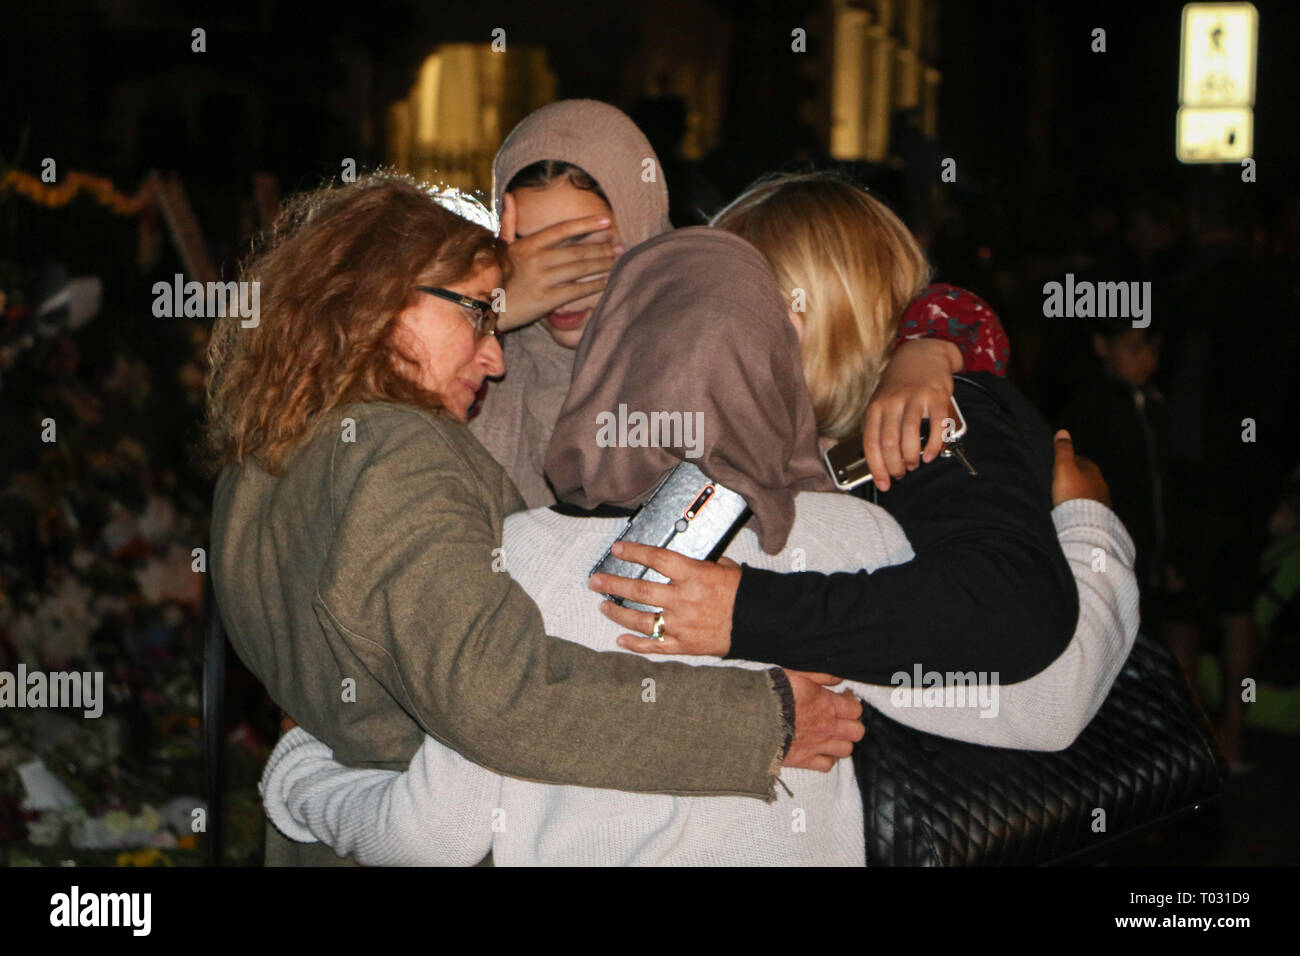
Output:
[711, 172, 931, 439]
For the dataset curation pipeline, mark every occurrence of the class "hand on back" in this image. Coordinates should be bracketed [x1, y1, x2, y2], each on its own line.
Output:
[1051, 430, 1111, 507]
[781, 670, 865, 773]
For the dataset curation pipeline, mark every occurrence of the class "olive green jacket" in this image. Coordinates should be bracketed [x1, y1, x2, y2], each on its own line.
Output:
[212, 403, 788, 854]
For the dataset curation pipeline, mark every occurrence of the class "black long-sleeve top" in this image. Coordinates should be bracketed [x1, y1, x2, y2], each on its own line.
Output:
[727, 373, 1079, 686]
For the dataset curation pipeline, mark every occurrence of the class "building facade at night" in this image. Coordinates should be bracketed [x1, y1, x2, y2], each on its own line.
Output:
[385, 0, 944, 192]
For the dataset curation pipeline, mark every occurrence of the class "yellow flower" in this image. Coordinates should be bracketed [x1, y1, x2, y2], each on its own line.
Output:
[115, 848, 174, 867]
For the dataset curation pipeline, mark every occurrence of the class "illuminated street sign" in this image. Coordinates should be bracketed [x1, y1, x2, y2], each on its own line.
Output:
[1177, 3, 1257, 164]
[1180, 3, 1258, 105]
[1177, 106, 1253, 162]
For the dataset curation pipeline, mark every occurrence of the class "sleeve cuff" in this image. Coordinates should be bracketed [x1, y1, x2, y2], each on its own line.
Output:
[767, 667, 796, 758]
[1051, 497, 1136, 564]
[258, 726, 333, 844]
[729, 565, 799, 666]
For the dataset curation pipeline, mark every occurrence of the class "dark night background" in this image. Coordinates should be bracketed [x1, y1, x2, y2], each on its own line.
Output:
[1, 0, 1297, 868]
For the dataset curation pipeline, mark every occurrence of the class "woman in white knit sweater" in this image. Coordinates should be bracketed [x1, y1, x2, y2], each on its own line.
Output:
[259, 227, 1139, 866]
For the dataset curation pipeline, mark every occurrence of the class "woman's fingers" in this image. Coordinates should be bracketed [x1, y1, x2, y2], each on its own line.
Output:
[835, 718, 866, 743]
[591, 544, 738, 657]
[782, 674, 866, 772]
[866, 391, 959, 480]
[1075, 456, 1111, 507]
[823, 737, 857, 759]
[861, 403, 889, 493]
[1050, 430, 1076, 506]
[833, 692, 863, 721]
[543, 252, 617, 287]
[1053, 429, 1075, 462]
[1051, 429, 1110, 506]
[542, 241, 618, 272]
[608, 618, 715, 658]
[796, 719, 864, 764]
[522, 276, 611, 323]
[615, 632, 684, 654]
[554, 276, 610, 301]
[589, 571, 673, 610]
[607, 540, 697, 579]
[900, 400, 926, 470]
[596, 602, 686, 653]
[499, 213, 619, 323]
[598, 599, 657, 633]
[863, 336, 961, 481]
[563, 226, 616, 246]
[521, 213, 613, 250]
[878, 400, 907, 479]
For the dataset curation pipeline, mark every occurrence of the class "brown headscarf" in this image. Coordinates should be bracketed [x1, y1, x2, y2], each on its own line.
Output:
[491, 99, 671, 248]
[471, 100, 675, 508]
[545, 227, 834, 554]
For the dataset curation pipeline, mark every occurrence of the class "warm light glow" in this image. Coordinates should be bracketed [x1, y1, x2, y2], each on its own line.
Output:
[1177, 2, 1257, 164]
[1180, 2, 1257, 106]
[386, 44, 556, 193]
[829, 0, 938, 162]
[830, 4, 869, 159]
[1177, 106, 1253, 162]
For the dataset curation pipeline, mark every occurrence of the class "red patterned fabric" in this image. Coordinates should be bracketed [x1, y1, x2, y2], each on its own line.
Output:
[897, 283, 1009, 376]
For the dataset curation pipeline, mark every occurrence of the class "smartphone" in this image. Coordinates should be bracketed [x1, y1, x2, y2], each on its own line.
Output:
[591, 461, 750, 612]
[823, 397, 968, 491]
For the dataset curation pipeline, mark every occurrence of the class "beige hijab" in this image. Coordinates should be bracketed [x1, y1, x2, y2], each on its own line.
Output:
[492, 99, 671, 246]
[470, 100, 672, 506]
[545, 227, 833, 554]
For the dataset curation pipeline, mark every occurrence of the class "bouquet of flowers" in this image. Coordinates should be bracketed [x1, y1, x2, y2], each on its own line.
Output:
[0, 251, 268, 866]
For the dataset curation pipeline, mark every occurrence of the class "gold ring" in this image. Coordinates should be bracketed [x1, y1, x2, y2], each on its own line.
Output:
[651, 612, 666, 642]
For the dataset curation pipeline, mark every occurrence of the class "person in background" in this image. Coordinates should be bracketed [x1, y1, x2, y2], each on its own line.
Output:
[1150, 189, 1293, 770]
[1251, 466, 1300, 733]
[1061, 320, 1169, 609]
[1063, 315, 1257, 771]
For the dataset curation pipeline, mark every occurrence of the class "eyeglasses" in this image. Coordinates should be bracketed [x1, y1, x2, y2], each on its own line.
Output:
[417, 286, 498, 339]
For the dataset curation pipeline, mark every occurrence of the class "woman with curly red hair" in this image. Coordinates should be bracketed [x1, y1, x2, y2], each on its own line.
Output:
[206, 173, 860, 865]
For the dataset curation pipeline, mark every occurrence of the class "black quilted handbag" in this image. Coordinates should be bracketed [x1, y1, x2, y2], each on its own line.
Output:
[854, 631, 1227, 865]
